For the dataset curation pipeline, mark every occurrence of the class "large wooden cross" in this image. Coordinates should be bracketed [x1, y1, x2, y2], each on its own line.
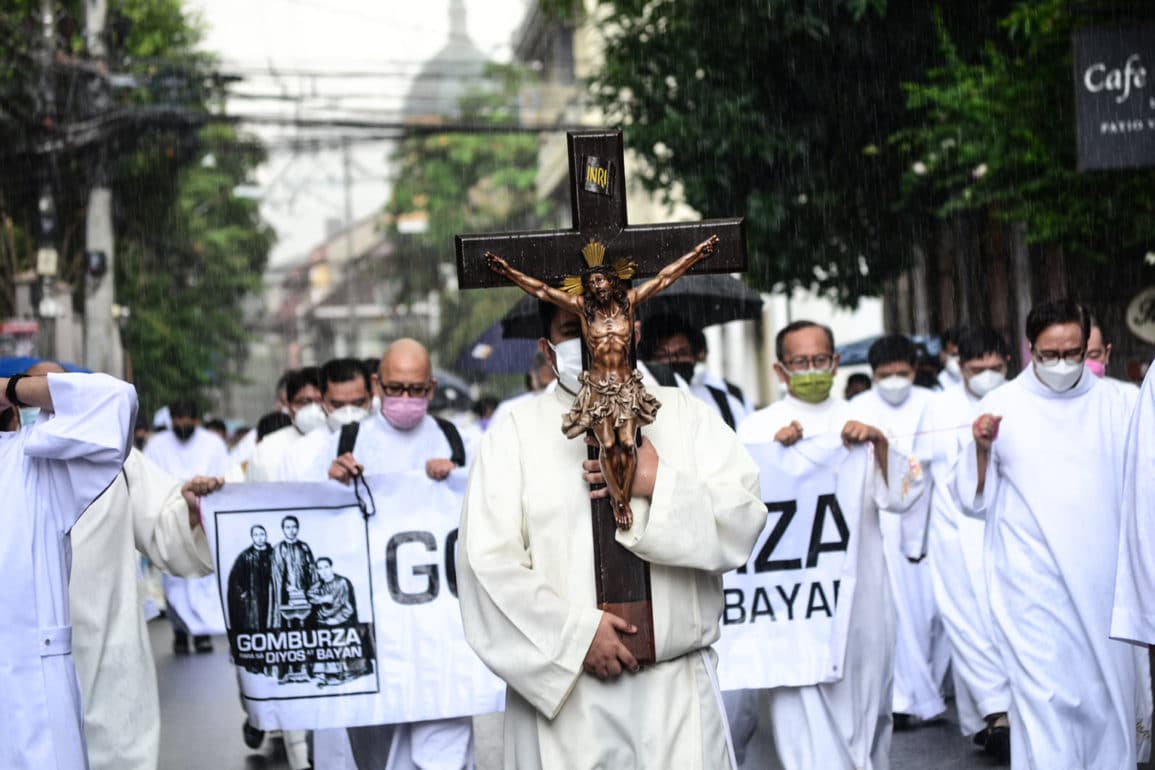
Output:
[455, 130, 746, 663]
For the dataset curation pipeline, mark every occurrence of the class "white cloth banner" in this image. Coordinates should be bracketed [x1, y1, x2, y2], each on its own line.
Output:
[716, 436, 869, 690]
[200, 472, 505, 731]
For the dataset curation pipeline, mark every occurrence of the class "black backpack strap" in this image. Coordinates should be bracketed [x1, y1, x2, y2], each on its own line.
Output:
[337, 422, 360, 457]
[433, 416, 467, 467]
[725, 380, 746, 405]
[705, 385, 737, 430]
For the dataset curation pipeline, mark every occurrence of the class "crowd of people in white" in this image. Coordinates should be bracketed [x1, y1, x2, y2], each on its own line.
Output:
[1, 297, 1152, 770]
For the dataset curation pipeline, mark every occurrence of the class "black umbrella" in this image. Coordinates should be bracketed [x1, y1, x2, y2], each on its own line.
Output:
[499, 274, 764, 338]
[431, 369, 474, 412]
[454, 319, 539, 375]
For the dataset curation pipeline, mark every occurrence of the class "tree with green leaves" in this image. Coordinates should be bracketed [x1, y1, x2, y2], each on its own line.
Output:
[897, 1, 1155, 271]
[584, 0, 1010, 303]
[383, 63, 547, 381]
[0, 0, 272, 414]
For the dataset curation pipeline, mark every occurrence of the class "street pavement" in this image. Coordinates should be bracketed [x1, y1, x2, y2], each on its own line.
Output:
[152, 622, 1024, 770]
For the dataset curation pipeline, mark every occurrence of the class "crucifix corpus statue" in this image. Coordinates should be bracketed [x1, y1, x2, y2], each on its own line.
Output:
[484, 234, 718, 529]
[455, 130, 746, 663]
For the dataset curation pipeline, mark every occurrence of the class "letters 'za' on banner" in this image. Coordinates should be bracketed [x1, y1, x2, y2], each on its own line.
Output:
[200, 474, 504, 731]
[715, 437, 870, 691]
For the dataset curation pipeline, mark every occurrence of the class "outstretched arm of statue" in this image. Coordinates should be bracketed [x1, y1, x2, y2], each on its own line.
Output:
[630, 234, 718, 305]
[485, 251, 581, 312]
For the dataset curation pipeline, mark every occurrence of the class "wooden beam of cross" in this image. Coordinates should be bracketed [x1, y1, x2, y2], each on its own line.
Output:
[455, 130, 747, 664]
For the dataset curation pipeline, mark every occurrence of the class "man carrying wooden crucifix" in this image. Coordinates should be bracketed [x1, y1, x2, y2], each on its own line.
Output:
[483, 234, 718, 529]
[458, 237, 766, 769]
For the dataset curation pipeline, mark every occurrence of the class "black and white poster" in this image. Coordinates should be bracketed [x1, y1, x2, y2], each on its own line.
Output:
[715, 437, 870, 690]
[201, 472, 505, 731]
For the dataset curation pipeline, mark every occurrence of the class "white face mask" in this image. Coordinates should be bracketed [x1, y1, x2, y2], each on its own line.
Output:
[966, 369, 1006, 399]
[326, 404, 369, 432]
[1034, 359, 1083, 392]
[944, 355, 962, 381]
[690, 361, 709, 387]
[292, 402, 328, 434]
[875, 374, 913, 406]
[549, 338, 584, 395]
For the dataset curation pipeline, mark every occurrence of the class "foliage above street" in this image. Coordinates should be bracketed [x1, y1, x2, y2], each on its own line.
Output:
[581, 0, 1155, 303]
[896, 0, 1155, 267]
[383, 63, 547, 379]
[587, 0, 976, 302]
[0, 0, 272, 413]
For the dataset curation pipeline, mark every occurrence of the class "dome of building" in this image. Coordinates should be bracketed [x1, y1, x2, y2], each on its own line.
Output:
[403, 0, 490, 123]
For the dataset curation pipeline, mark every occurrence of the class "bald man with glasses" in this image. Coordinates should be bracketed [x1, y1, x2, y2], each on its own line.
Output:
[300, 338, 473, 770]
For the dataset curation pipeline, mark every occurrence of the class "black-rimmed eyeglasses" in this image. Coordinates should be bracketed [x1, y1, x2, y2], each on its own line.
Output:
[381, 382, 431, 398]
[1033, 347, 1085, 365]
[782, 354, 834, 372]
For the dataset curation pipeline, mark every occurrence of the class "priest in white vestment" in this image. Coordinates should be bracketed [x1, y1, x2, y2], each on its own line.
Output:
[313, 343, 474, 770]
[1086, 317, 1140, 412]
[638, 315, 751, 430]
[734, 320, 928, 770]
[247, 367, 328, 482]
[72, 449, 220, 770]
[458, 304, 766, 770]
[0, 371, 136, 770]
[955, 300, 1152, 769]
[923, 326, 1012, 757]
[242, 365, 337, 770]
[936, 328, 962, 391]
[1113, 355, 1155, 646]
[144, 399, 231, 652]
[20, 361, 221, 770]
[849, 335, 948, 726]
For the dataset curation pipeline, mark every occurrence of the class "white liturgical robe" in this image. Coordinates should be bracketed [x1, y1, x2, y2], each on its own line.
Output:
[0, 373, 136, 770]
[71, 448, 213, 770]
[459, 385, 766, 770]
[735, 394, 927, 770]
[246, 423, 305, 482]
[850, 386, 948, 722]
[307, 409, 474, 770]
[1113, 359, 1155, 645]
[676, 371, 750, 431]
[145, 425, 230, 635]
[954, 365, 1152, 769]
[924, 383, 1009, 737]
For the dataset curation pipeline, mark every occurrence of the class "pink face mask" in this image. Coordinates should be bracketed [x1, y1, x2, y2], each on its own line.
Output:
[1086, 359, 1106, 378]
[380, 396, 428, 430]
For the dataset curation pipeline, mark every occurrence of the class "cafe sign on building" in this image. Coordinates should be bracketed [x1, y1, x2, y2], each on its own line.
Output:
[1075, 26, 1155, 170]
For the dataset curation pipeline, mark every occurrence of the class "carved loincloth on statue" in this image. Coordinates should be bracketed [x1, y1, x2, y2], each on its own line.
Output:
[562, 369, 661, 439]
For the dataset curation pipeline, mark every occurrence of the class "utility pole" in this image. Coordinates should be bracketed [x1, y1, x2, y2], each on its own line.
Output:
[35, 0, 59, 360]
[343, 137, 358, 358]
[83, 0, 124, 378]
